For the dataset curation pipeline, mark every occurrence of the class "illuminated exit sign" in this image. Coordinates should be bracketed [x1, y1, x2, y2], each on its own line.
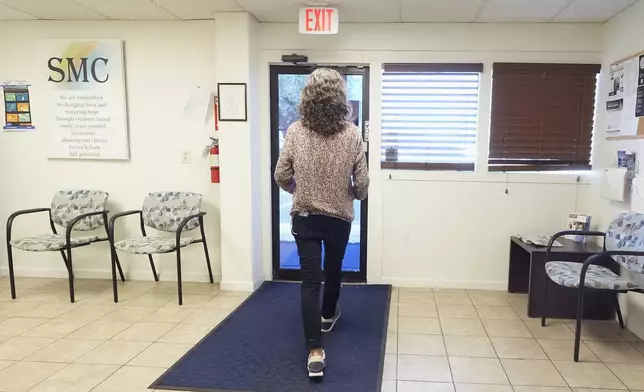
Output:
[299, 7, 339, 35]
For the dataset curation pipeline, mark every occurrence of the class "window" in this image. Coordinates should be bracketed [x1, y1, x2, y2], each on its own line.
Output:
[381, 63, 483, 171]
[489, 63, 600, 172]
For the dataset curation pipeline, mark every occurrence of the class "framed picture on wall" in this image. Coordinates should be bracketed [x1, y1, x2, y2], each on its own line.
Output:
[217, 83, 247, 122]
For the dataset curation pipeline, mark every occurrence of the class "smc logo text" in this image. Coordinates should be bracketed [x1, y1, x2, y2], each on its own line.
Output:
[48, 57, 109, 83]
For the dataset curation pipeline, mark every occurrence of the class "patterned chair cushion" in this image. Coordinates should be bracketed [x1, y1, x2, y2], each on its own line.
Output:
[51, 190, 109, 231]
[10, 234, 101, 252]
[546, 261, 640, 290]
[142, 192, 202, 233]
[114, 237, 195, 254]
[606, 212, 644, 273]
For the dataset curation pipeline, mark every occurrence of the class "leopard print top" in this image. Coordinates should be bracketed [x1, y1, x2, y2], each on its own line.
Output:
[274, 120, 369, 222]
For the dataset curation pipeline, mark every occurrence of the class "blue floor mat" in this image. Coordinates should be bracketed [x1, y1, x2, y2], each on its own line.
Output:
[151, 281, 391, 392]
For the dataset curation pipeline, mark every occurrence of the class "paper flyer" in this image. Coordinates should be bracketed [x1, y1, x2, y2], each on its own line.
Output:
[636, 54, 644, 118]
[607, 58, 639, 135]
[2, 80, 35, 131]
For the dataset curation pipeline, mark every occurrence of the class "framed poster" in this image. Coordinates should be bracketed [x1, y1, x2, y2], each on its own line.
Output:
[44, 40, 129, 159]
[2, 82, 35, 131]
[217, 83, 247, 121]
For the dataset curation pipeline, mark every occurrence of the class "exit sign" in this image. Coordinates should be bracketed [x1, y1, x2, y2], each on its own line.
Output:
[299, 7, 339, 35]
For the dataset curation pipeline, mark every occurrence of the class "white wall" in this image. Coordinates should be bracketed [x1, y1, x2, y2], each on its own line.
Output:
[0, 21, 221, 283]
[587, 0, 644, 337]
[0, 19, 609, 292]
[258, 23, 604, 289]
[214, 13, 264, 291]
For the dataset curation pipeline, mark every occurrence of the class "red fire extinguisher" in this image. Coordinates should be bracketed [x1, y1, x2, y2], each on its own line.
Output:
[210, 141, 220, 184]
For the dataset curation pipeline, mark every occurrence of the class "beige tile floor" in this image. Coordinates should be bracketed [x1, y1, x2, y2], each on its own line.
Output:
[385, 288, 644, 392]
[2, 277, 644, 392]
[0, 276, 239, 392]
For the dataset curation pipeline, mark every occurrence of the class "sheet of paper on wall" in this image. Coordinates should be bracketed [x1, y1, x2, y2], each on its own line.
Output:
[637, 54, 644, 117]
[606, 58, 640, 135]
[184, 87, 212, 122]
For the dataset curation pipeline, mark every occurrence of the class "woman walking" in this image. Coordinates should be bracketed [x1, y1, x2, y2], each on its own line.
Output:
[274, 68, 370, 378]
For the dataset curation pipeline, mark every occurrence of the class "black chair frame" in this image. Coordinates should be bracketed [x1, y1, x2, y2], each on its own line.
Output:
[108, 210, 214, 305]
[6, 208, 125, 303]
[541, 230, 644, 362]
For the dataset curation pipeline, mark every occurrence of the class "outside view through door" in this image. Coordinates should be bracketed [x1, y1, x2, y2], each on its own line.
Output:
[277, 72, 364, 272]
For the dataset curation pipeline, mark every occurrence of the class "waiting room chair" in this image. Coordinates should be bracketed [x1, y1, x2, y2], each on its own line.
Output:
[108, 191, 213, 305]
[541, 212, 644, 362]
[6, 189, 125, 303]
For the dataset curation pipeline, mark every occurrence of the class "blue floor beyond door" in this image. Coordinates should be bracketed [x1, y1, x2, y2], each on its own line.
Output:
[151, 282, 390, 392]
[280, 241, 361, 272]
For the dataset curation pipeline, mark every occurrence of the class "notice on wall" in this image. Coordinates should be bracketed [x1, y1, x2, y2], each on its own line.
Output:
[45, 40, 129, 160]
[636, 54, 644, 118]
[606, 58, 640, 136]
[2, 80, 35, 131]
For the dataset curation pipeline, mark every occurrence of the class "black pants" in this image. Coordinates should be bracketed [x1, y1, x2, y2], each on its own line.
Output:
[292, 214, 351, 351]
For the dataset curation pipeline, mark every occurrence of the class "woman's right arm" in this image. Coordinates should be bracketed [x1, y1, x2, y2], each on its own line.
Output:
[274, 128, 296, 194]
[352, 136, 370, 200]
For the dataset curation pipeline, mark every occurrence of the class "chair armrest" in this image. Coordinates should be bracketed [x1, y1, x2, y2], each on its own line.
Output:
[176, 212, 207, 244]
[6, 208, 51, 242]
[545, 230, 606, 262]
[579, 250, 644, 282]
[548, 230, 606, 247]
[108, 210, 143, 244]
[65, 211, 110, 244]
[108, 210, 143, 228]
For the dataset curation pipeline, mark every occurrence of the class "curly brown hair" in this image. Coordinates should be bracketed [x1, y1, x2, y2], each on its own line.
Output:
[299, 68, 350, 136]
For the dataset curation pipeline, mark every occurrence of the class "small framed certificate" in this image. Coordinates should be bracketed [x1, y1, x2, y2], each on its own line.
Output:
[217, 83, 247, 122]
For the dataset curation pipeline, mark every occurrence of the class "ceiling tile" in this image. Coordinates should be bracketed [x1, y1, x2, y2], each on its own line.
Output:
[153, 0, 243, 19]
[0, 3, 38, 19]
[72, 0, 178, 19]
[476, 0, 571, 22]
[339, 0, 399, 22]
[0, 0, 106, 19]
[235, 0, 301, 22]
[403, 0, 482, 22]
[553, 0, 637, 22]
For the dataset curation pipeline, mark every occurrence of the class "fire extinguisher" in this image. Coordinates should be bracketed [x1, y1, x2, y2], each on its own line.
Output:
[210, 139, 220, 184]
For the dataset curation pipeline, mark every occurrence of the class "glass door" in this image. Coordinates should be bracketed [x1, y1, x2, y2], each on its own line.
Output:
[270, 65, 369, 282]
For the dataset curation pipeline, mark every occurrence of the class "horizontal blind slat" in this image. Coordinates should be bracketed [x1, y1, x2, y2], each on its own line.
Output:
[488, 63, 598, 170]
[381, 69, 480, 169]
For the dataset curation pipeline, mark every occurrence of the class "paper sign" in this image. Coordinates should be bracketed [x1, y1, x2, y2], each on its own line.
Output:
[606, 58, 639, 135]
[299, 7, 339, 35]
[184, 87, 212, 122]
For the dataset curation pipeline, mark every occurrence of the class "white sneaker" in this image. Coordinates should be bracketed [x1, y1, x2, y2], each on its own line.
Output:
[307, 350, 325, 378]
[321, 308, 341, 332]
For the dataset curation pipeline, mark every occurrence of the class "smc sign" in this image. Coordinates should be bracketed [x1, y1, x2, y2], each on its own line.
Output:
[47, 57, 110, 83]
[299, 7, 339, 35]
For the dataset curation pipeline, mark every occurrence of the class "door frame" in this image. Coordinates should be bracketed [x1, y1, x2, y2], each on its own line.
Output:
[269, 64, 370, 283]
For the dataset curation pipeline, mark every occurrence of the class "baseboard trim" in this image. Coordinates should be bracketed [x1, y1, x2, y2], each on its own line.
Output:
[380, 277, 507, 291]
[0, 268, 507, 291]
[253, 275, 265, 290]
[220, 280, 254, 292]
[0, 266, 221, 283]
